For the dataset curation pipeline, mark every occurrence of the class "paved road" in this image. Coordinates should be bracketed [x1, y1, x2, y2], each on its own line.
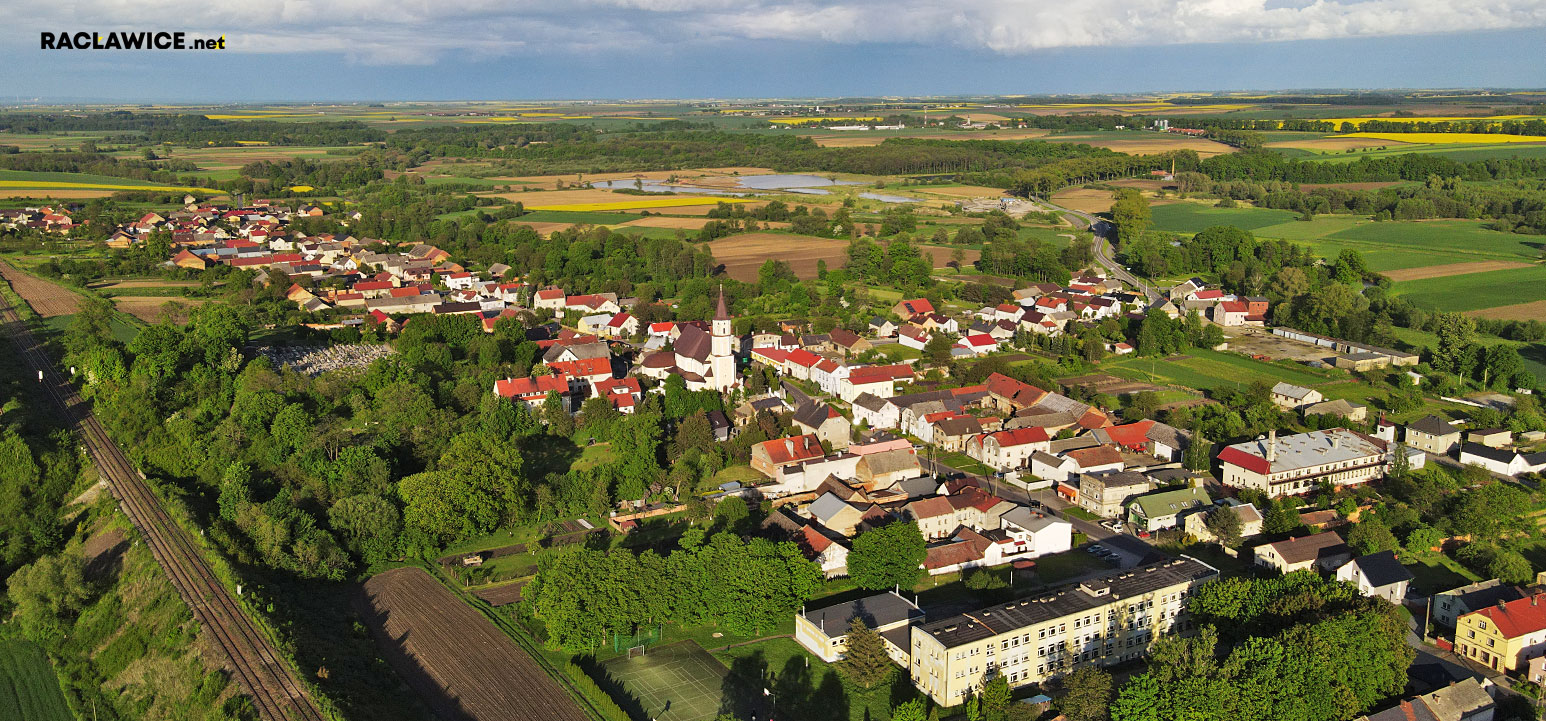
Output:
[1034, 197, 1161, 305]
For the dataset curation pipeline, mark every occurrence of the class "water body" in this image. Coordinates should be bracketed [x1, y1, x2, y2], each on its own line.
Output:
[859, 192, 918, 204]
[589, 179, 752, 196]
[733, 174, 863, 189]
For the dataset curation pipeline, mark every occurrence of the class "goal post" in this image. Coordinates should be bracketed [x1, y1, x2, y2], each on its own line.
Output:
[628, 644, 647, 659]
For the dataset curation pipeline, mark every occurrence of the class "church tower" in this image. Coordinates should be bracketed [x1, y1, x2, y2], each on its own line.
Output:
[710, 286, 736, 391]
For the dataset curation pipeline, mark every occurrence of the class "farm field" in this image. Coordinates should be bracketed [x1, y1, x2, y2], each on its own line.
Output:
[1041, 130, 1237, 157]
[114, 296, 204, 324]
[1381, 261, 1535, 282]
[516, 210, 643, 225]
[526, 197, 756, 212]
[1389, 326, 1546, 382]
[1050, 187, 1117, 213]
[0, 263, 81, 316]
[1149, 203, 1298, 233]
[1336, 132, 1546, 145]
[708, 233, 971, 281]
[1389, 265, 1546, 313]
[0, 640, 72, 721]
[358, 567, 589, 721]
[1264, 136, 1410, 152]
[600, 641, 730, 721]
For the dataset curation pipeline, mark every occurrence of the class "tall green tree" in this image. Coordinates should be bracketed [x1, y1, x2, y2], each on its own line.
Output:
[848, 522, 927, 591]
[1060, 666, 1114, 721]
[836, 618, 894, 689]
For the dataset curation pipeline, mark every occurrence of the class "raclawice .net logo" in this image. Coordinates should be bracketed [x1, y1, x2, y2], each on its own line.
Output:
[41, 31, 226, 50]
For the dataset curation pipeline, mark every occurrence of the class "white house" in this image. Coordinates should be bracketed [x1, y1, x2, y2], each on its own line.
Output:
[999, 507, 1073, 558]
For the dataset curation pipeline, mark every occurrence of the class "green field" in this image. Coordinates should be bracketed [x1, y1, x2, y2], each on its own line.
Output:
[0, 640, 72, 721]
[1390, 265, 1546, 312]
[1099, 348, 1342, 392]
[602, 641, 730, 721]
[1390, 326, 1546, 382]
[0, 169, 179, 188]
[1149, 204, 1298, 234]
[1300, 142, 1546, 164]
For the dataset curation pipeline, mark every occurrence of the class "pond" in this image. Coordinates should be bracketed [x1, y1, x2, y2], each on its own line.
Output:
[859, 192, 917, 204]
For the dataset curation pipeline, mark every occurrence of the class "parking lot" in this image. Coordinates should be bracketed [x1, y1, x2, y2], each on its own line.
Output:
[1222, 327, 1339, 364]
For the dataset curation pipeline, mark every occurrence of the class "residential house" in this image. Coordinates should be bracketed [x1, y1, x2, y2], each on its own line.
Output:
[931, 416, 983, 453]
[855, 448, 923, 491]
[898, 325, 931, 351]
[968, 427, 1051, 471]
[1406, 415, 1462, 455]
[999, 507, 1074, 558]
[1455, 593, 1546, 673]
[1360, 678, 1495, 721]
[1034, 445, 1126, 486]
[1469, 428, 1512, 448]
[893, 298, 935, 317]
[829, 329, 872, 357]
[1074, 471, 1152, 518]
[1458, 443, 1546, 476]
[1270, 382, 1323, 410]
[868, 317, 898, 338]
[852, 393, 901, 430]
[1126, 487, 1212, 533]
[1252, 531, 1351, 574]
[1433, 580, 1527, 629]
[1304, 398, 1369, 423]
[1182, 501, 1263, 544]
[751, 435, 826, 479]
[793, 402, 852, 450]
[1091, 420, 1190, 463]
[1334, 550, 1414, 605]
[493, 374, 576, 412]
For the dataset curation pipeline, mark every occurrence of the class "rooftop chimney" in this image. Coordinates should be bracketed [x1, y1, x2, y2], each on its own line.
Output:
[1266, 430, 1277, 464]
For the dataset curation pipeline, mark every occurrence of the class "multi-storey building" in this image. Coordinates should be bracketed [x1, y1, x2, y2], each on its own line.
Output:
[1455, 593, 1546, 673]
[908, 558, 1218, 705]
[1217, 428, 1387, 498]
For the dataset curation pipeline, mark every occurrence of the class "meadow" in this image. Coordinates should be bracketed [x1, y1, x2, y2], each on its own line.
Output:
[1148, 203, 1298, 233]
[0, 640, 73, 721]
[1099, 348, 1342, 392]
[1389, 265, 1546, 313]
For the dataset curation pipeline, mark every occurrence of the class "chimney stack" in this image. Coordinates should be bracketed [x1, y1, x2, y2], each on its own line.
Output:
[1266, 430, 1277, 464]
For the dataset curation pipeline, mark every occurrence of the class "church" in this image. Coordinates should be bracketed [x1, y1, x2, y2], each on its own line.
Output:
[638, 287, 740, 392]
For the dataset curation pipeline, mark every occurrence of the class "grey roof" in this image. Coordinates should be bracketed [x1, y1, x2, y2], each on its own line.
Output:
[808, 493, 854, 525]
[934, 417, 982, 437]
[1272, 382, 1317, 400]
[1304, 398, 1365, 416]
[860, 449, 922, 476]
[1001, 506, 1065, 533]
[1347, 550, 1415, 588]
[1048, 436, 1101, 453]
[674, 324, 712, 362]
[1459, 442, 1518, 465]
[916, 558, 1217, 648]
[895, 476, 940, 499]
[793, 401, 836, 430]
[1224, 428, 1385, 474]
[1005, 411, 1077, 429]
[1144, 421, 1190, 449]
[1439, 579, 1525, 610]
[853, 393, 892, 413]
[1265, 531, 1349, 565]
[543, 341, 610, 363]
[1408, 415, 1460, 437]
[706, 410, 732, 431]
[801, 592, 923, 636]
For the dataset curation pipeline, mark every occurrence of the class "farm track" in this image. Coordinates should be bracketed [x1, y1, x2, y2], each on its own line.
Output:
[0, 262, 327, 721]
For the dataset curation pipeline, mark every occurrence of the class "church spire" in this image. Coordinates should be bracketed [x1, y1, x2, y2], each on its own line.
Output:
[714, 284, 730, 321]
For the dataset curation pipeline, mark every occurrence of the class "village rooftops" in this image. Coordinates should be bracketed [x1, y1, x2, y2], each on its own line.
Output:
[800, 592, 923, 634]
[1216, 428, 1384, 476]
[1409, 415, 1461, 437]
[916, 558, 1218, 649]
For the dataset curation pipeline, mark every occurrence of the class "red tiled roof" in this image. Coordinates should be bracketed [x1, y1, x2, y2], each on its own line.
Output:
[1218, 300, 1248, 313]
[1102, 420, 1156, 450]
[389, 286, 426, 298]
[897, 299, 935, 315]
[786, 349, 821, 368]
[757, 435, 824, 465]
[1194, 289, 1224, 300]
[990, 427, 1050, 447]
[494, 374, 570, 398]
[353, 281, 394, 291]
[1465, 596, 1546, 639]
[800, 526, 834, 555]
[607, 312, 632, 328]
[550, 357, 612, 378]
[908, 496, 955, 520]
[535, 288, 565, 300]
[961, 334, 996, 347]
[1066, 445, 1123, 468]
[595, 377, 642, 397]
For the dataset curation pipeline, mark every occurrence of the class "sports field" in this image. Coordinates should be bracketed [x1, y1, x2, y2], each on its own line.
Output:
[600, 641, 729, 721]
[1101, 348, 1341, 392]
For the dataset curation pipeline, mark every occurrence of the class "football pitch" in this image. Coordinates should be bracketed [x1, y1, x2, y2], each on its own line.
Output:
[601, 641, 731, 721]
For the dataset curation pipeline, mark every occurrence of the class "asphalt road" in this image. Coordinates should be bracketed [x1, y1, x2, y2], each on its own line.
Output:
[1034, 198, 1161, 305]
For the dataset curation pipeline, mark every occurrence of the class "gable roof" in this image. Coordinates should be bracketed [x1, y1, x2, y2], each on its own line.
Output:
[1264, 531, 1348, 565]
[1465, 593, 1546, 639]
[1065, 445, 1123, 469]
[1345, 550, 1415, 588]
[757, 435, 824, 465]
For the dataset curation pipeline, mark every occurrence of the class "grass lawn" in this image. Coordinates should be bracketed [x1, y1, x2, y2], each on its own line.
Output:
[39, 313, 139, 343]
[1391, 265, 1546, 312]
[1099, 348, 1342, 393]
[1149, 204, 1299, 234]
[572, 443, 617, 472]
[0, 639, 72, 721]
[874, 343, 922, 362]
[713, 636, 893, 721]
[1404, 555, 1481, 595]
[710, 464, 765, 491]
[601, 640, 730, 721]
[1059, 506, 1100, 522]
[1026, 548, 1110, 583]
[939, 451, 994, 477]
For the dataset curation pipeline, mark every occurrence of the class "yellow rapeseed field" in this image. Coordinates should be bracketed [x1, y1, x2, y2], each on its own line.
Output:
[1324, 115, 1537, 126]
[1336, 132, 1546, 144]
[527, 197, 755, 212]
[204, 114, 312, 120]
[287, 185, 315, 192]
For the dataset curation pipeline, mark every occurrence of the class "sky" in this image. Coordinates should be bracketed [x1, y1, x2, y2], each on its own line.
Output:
[3, 0, 1546, 102]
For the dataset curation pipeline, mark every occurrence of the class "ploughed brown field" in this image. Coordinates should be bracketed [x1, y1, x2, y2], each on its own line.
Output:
[1466, 299, 1546, 321]
[1381, 261, 1534, 282]
[1045, 134, 1237, 158]
[1050, 188, 1115, 214]
[708, 233, 977, 281]
[358, 567, 589, 721]
[114, 297, 204, 324]
[0, 264, 81, 316]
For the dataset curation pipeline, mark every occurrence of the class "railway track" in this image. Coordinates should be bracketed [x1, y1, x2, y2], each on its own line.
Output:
[0, 267, 328, 721]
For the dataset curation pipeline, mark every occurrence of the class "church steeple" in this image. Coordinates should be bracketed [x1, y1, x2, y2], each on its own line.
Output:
[714, 284, 730, 321]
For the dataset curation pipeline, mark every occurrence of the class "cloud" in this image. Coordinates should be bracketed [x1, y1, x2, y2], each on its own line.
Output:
[8, 0, 1546, 64]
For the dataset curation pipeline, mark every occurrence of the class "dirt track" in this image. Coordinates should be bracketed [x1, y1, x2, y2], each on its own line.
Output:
[359, 567, 588, 721]
[1382, 261, 1533, 282]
